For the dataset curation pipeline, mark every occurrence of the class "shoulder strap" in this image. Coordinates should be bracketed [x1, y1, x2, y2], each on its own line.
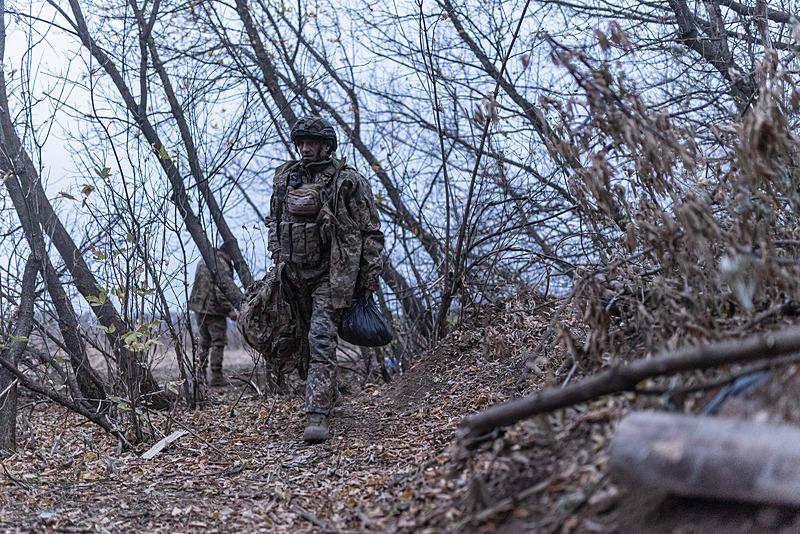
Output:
[273, 160, 301, 225]
[319, 158, 347, 207]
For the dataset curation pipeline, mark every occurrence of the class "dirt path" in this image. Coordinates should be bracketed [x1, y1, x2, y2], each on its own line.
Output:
[1, 301, 618, 533]
[9, 296, 800, 532]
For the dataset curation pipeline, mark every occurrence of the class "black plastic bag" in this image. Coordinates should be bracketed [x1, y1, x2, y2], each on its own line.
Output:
[338, 293, 393, 347]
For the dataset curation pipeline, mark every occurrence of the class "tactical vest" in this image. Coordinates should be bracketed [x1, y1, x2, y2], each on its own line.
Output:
[276, 161, 342, 266]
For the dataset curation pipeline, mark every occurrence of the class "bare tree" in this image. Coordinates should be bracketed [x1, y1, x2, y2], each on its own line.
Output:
[4, 0, 796, 438]
[0, 255, 37, 455]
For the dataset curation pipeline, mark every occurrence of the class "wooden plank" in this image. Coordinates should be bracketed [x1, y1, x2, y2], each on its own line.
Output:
[141, 430, 188, 460]
[609, 411, 800, 507]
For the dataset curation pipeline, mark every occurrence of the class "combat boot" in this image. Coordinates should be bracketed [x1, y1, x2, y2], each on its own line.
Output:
[208, 346, 226, 386]
[209, 369, 226, 387]
[303, 413, 330, 443]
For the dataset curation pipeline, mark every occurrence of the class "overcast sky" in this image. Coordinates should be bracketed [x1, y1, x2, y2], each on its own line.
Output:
[5, 2, 82, 193]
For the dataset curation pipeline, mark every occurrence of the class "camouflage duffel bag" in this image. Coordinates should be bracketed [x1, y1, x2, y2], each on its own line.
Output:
[236, 263, 308, 377]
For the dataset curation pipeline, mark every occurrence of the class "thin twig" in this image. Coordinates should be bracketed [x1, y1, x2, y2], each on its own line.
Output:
[544, 474, 608, 534]
[455, 476, 553, 530]
[1, 462, 31, 491]
[168, 418, 231, 459]
[230, 351, 263, 417]
[734, 301, 794, 334]
[0, 379, 19, 402]
[292, 506, 336, 533]
[229, 375, 263, 396]
[561, 361, 578, 388]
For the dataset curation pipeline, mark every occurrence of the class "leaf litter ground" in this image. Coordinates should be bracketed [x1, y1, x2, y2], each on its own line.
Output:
[8, 291, 800, 532]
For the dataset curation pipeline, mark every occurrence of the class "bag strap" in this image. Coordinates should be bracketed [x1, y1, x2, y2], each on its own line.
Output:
[321, 158, 347, 211]
[273, 160, 302, 228]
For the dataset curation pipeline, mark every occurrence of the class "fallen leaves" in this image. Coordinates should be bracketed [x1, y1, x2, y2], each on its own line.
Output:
[2, 292, 623, 532]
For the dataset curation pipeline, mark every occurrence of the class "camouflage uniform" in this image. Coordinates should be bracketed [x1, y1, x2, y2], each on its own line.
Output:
[188, 250, 235, 382]
[268, 122, 384, 419]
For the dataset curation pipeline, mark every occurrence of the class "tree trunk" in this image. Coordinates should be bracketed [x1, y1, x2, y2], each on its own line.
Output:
[0, 256, 38, 455]
[0, 3, 169, 404]
[233, 0, 298, 127]
[2, 171, 107, 402]
[666, 0, 757, 112]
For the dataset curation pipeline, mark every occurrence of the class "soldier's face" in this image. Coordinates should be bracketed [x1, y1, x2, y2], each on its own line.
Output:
[296, 137, 330, 161]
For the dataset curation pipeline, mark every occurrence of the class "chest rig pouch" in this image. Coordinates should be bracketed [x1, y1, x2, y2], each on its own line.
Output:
[285, 183, 323, 217]
[280, 179, 332, 266]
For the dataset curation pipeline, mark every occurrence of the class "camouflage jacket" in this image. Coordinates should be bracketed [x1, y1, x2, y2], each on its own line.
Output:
[188, 251, 235, 316]
[268, 157, 384, 309]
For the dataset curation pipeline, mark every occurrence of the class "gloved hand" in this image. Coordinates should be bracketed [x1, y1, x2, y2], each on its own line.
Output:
[362, 280, 380, 299]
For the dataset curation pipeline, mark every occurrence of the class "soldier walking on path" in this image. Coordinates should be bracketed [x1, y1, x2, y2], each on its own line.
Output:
[268, 115, 384, 443]
[189, 247, 238, 387]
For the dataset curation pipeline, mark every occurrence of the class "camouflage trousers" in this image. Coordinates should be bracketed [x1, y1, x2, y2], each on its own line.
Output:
[195, 312, 227, 372]
[287, 266, 341, 416]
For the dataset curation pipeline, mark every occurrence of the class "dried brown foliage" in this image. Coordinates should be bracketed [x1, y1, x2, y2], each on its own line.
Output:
[544, 43, 800, 366]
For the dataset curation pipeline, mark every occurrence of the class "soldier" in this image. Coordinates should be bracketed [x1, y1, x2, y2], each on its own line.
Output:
[188, 248, 238, 387]
[268, 115, 384, 443]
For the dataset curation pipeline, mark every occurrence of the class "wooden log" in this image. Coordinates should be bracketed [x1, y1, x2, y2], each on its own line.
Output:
[459, 327, 800, 441]
[609, 411, 800, 507]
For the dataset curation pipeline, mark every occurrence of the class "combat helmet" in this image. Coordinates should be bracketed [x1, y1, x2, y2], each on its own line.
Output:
[290, 115, 337, 153]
